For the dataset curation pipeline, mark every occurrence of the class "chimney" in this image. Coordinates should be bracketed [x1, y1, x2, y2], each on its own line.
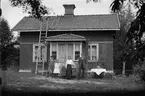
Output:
[63, 4, 76, 15]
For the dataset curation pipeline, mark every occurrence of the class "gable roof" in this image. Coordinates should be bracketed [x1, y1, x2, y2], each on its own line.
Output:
[45, 33, 86, 41]
[12, 14, 120, 32]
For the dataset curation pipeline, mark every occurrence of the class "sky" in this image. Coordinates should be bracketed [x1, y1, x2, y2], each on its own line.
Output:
[1, 0, 112, 30]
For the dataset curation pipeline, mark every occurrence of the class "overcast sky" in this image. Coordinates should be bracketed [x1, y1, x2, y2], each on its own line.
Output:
[1, 0, 112, 29]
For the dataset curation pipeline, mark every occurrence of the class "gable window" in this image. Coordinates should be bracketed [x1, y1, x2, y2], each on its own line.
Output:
[88, 44, 99, 61]
[33, 44, 47, 62]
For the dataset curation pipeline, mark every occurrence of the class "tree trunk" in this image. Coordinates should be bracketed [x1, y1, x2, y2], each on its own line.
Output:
[122, 61, 125, 76]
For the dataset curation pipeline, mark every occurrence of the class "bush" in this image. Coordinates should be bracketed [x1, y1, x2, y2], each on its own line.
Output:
[133, 63, 145, 82]
[104, 72, 115, 79]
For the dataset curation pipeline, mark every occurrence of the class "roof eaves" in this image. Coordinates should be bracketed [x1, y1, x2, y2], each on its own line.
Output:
[45, 38, 86, 41]
[13, 28, 120, 32]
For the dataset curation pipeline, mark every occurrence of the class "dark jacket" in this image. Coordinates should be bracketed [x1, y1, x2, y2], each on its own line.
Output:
[78, 57, 87, 69]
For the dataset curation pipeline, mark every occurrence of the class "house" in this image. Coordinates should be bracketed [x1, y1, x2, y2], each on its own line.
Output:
[12, 4, 120, 73]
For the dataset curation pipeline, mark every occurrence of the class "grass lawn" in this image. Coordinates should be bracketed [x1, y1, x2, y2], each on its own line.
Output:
[0, 68, 145, 95]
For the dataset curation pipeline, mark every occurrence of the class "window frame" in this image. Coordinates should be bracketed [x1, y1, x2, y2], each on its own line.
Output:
[50, 42, 82, 61]
[33, 43, 47, 62]
[88, 43, 99, 62]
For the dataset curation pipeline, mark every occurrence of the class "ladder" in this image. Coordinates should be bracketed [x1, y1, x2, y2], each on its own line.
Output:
[35, 19, 47, 75]
[35, 16, 59, 75]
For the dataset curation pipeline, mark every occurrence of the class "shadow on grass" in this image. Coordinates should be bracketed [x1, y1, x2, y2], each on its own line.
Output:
[0, 68, 145, 96]
[1, 86, 145, 96]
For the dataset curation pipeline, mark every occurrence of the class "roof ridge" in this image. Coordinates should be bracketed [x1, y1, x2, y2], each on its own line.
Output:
[74, 13, 117, 16]
[23, 13, 117, 18]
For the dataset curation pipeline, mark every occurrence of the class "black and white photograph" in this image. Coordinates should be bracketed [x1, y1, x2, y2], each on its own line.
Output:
[0, 0, 145, 95]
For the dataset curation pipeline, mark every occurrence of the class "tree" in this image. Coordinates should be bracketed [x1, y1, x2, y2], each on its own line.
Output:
[2, 41, 19, 70]
[9, 0, 49, 19]
[113, 2, 135, 74]
[0, 18, 12, 70]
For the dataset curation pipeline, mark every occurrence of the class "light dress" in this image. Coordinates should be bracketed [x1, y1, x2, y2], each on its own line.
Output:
[53, 63, 60, 74]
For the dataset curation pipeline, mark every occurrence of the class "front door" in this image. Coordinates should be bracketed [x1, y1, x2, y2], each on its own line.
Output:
[58, 44, 73, 62]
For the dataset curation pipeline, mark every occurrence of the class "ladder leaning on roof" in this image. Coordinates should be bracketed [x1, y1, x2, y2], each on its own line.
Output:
[35, 18, 47, 75]
[35, 16, 59, 75]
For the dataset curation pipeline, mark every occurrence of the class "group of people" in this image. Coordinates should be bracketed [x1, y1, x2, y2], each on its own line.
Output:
[47, 53, 86, 80]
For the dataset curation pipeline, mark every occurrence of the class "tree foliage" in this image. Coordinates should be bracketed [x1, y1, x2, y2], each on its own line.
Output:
[9, 0, 49, 19]
[0, 18, 12, 70]
[113, 3, 135, 73]
[0, 18, 12, 52]
[2, 41, 19, 70]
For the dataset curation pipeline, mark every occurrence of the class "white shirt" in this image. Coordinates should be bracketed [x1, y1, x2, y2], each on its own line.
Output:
[65, 59, 75, 68]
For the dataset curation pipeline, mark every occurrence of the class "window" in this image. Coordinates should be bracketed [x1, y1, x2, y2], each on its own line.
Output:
[50, 43, 81, 61]
[88, 44, 98, 61]
[51, 44, 57, 60]
[33, 44, 47, 62]
[75, 44, 80, 60]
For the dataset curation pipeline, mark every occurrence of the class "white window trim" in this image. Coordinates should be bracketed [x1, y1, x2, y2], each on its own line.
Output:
[50, 42, 82, 61]
[88, 43, 99, 62]
[80, 42, 82, 58]
[33, 43, 47, 62]
[73, 44, 75, 60]
[56, 44, 58, 59]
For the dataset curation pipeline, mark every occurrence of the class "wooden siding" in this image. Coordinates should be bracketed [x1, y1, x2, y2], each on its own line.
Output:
[87, 43, 113, 71]
[20, 44, 34, 70]
[19, 30, 115, 71]
[20, 43, 49, 72]
[20, 31, 115, 43]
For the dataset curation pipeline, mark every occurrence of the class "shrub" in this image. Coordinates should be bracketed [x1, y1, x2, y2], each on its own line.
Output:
[133, 63, 145, 82]
[104, 72, 115, 79]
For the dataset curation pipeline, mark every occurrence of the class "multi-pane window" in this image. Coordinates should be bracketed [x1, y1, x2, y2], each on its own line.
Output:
[51, 44, 57, 60]
[33, 44, 47, 62]
[88, 44, 98, 61]
[75, 44, 80, 60]
[50, 43, 81, 61]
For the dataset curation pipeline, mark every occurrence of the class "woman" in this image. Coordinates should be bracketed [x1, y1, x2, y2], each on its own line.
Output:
[65, 56, 75, 79]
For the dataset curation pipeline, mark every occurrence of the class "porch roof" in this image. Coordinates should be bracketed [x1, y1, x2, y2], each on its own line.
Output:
[45, 33, 86, 41]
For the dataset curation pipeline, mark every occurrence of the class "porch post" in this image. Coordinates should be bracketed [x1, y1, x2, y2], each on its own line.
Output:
[56, 43, 58, 60]
[50, 43, 52, 57]
[73, 44, 75, 60]
[80, 42, 82, 57]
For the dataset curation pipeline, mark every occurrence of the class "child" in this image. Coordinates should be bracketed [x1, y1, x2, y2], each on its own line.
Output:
[53, 60, 61, 76]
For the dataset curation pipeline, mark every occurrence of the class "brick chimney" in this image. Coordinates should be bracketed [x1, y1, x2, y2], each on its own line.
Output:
[63, 4, 76, 15]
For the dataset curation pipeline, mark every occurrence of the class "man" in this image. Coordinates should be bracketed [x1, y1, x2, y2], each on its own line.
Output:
[77, 53, 87, 79]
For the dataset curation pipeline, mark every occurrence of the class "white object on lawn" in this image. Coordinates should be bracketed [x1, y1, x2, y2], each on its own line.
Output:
[89, 68, 106, 75]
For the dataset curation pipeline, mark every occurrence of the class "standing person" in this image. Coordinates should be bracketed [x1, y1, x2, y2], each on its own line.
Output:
[77, 53, 87, 79]
[53, 59, 61, 76]
[65, 56, 75, 79]
[47, 56, 55, 77]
